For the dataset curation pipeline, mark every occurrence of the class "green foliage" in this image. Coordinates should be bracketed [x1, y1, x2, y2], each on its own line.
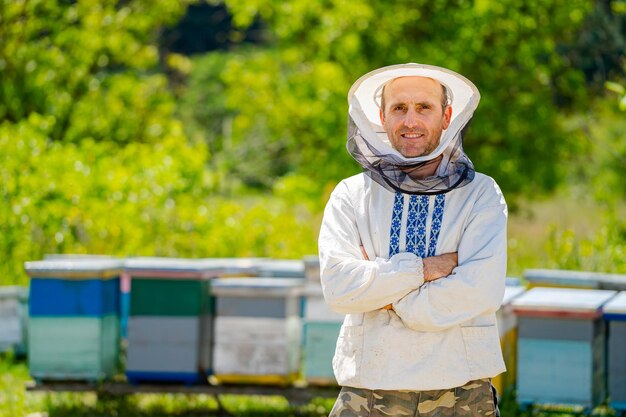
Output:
[0, 117, 317, 285]
[0, 0, 191, 144]
[0, 0, 320, 285]
[545, 223, 626, 273]
[179, 0, 600, 196]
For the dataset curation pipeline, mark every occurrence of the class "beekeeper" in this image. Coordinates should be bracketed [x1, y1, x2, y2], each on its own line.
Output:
[319, 63, 507, 417]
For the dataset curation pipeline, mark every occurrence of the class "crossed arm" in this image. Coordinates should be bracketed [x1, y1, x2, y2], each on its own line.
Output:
[319, 181, 507, 332]
[366, 248, 457, 310]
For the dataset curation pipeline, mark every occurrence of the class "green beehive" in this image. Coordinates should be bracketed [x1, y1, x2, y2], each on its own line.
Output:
[124, 257, 220, 384]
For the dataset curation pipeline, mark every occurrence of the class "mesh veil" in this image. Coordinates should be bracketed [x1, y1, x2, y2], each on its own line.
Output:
[346, 63, 479, 195]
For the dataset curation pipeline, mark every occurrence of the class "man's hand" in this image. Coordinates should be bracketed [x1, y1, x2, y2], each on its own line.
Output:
[423, 252, 458, 282]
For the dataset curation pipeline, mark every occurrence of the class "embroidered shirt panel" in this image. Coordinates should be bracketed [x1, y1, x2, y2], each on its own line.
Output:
[388, 192, 446, 259]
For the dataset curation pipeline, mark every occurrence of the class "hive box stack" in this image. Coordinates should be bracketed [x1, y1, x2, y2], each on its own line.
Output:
[211, 277, 305, 385]
[492, 284, 526, 397]
[523, 269, 600, 289]
[0, 286, 29, 355]
[604, 291, 626, 412]
[124, 257, 221, 384]
[512, 287, 616, 409]
[25, 259, 122, 381]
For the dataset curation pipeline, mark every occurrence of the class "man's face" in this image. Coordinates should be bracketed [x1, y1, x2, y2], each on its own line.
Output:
[379, 76, 452, 158]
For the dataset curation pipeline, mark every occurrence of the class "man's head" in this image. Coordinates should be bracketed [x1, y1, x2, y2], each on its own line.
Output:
[379, 76, 452, 158]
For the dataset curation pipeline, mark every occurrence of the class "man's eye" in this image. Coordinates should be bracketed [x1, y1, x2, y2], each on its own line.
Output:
[393, 105, 405, 111]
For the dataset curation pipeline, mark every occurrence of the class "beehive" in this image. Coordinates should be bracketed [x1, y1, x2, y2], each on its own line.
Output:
[25, 259, 122, 381]
[604, 291, 626, 412]
[211, 277, 304, 384]
[124, 257, 220, 384]
[512, 287, 616, 408]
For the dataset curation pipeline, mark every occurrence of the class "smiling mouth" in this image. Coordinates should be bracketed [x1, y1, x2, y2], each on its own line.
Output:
[401, 132, 424, 139]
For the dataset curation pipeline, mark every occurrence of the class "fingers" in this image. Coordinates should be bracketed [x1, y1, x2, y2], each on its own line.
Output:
[360, 245, 369, 261]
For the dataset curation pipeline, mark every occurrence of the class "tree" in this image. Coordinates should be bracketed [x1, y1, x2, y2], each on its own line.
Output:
[180, 0, 607, 197]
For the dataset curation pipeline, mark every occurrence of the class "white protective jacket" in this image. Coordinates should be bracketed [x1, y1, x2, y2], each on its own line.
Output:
[318, 171, 507, 391]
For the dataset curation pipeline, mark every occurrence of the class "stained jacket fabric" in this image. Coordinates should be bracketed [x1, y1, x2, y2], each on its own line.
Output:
[318, 172, 507, 391]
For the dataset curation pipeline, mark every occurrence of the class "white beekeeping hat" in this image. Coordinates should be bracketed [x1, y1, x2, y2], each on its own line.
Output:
[347, 63, 480, 194]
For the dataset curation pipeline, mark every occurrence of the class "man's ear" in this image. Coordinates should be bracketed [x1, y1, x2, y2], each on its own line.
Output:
[442, 105, 452, 130]
[379, 108, 385, 127]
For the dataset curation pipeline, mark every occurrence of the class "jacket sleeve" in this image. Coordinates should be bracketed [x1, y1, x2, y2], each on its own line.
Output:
[318, 181, 424, 314]
[391, 186, 507, 332]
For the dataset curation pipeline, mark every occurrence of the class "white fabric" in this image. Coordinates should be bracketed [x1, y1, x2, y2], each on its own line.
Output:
[318, 172, 508, 390]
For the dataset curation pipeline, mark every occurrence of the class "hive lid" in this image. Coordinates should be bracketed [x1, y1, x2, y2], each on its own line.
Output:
[501, 285, 526, 306]
[257, 259, 305, 278]
[511, 287, 616, 318]
[603, 291, 626, 317]
[24, 259, 123, 278]
[211, 277, 305, 297]
[124, 257, 223, 278]
[523, 269, 601, 288]
[199, 257, 266, 275]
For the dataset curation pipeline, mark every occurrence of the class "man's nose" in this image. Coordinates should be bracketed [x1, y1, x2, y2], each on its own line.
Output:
[404, 109, 419, 128]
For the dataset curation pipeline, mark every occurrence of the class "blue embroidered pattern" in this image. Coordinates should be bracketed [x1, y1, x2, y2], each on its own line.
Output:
[388, 193, 446, 258]
[406, 196, 429, 257]
[388, 192, 404, 257]
[428, 194, 446, 257]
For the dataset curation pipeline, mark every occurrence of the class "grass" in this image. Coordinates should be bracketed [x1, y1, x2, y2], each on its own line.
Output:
[3, 354, 624, 417]
[0, 354, 335, 417]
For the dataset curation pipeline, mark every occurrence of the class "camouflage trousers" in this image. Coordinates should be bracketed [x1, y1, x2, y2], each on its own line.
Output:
[328, 379, 499, 417]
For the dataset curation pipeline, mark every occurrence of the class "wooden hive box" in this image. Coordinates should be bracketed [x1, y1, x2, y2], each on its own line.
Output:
[301, 282, 343, 385]
[124, 257, 221, 384]
[603, 291, 626, 412]
[0, 286, 29, 355]
[512, 287, 616, 409]
[24, 259, 122, 382]
[492, 284, 526, 397]
[211, 277, 304, 385]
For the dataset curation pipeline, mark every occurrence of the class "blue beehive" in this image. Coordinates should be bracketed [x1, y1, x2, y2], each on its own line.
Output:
[604, 291, 626, 412]
[24, 259, 122, 381]
[512, 287, 616, 409]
